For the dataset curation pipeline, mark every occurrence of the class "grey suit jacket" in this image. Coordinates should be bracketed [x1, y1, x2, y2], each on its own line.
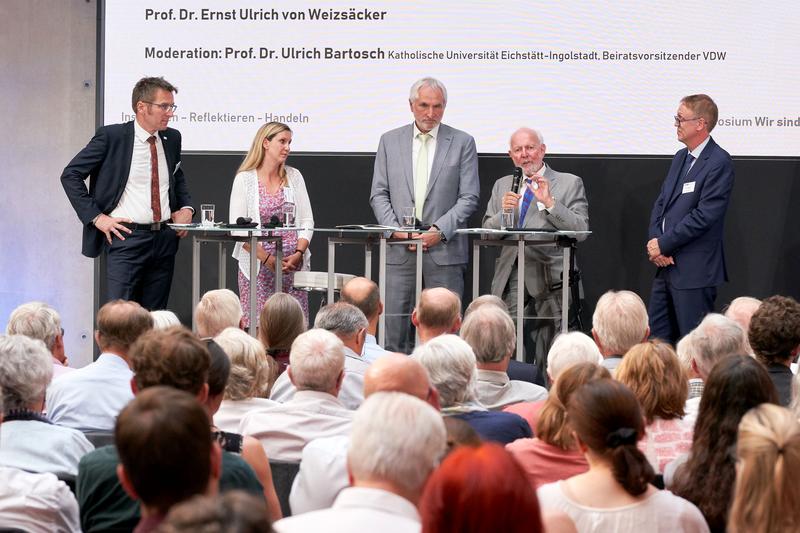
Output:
[482, 165, 589, 298]
[370, 123, 480, 265]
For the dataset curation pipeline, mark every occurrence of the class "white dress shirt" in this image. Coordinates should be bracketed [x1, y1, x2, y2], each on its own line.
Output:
[289, 435, 350, 515]
[45, 353, 134, 432]
[362, 334, 390, 364]
[239, 390, 353, 463]
[110, 120, 170, 223]
[475, 369, 548, 410]
[51, 359, 74, 380]
[213, 397, 279, 434]
[0, 466, 81, 533]
[0, 420, 94, 476]
[275, 487, 420, 533]
[270, 347, 368, 410]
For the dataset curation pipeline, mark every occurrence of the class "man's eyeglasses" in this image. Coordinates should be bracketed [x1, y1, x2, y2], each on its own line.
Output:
[143, 101, 178, 112]
[674, 115, 702, 126]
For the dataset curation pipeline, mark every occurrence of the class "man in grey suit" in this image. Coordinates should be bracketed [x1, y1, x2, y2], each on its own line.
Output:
[370, 78, 480, 353]
[483, 128, 589, 365]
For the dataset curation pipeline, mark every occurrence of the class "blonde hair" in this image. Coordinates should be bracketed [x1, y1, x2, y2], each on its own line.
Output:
[214, 327, 276, 400]
[615, 340, 687, 423]
[237, 122, 292, 186]
[728, 404, 800, 533]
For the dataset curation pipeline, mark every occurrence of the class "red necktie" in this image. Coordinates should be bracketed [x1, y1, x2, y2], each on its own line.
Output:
[147, 136, 162, 223]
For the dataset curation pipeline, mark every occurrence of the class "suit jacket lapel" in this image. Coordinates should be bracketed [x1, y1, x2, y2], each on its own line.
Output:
[660, 149, 687, 216]
[522, 166, 554, 227]
[113, 122, 136, 207]
[426, 125, 452, 197]
[401, 125, 414, 199]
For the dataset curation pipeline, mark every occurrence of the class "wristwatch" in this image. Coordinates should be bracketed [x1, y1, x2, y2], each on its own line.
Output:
[432, 225, 446, 242]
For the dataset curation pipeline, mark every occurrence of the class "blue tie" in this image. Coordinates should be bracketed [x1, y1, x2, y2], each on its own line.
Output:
[518, 179, 534, 223]
[681, 152, 695, 178]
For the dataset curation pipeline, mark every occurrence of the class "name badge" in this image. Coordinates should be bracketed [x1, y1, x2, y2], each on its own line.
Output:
[682, 181, 696, 194]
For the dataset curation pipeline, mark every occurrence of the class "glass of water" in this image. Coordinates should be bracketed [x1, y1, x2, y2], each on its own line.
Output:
[401, 206, 416, 230]
[200, 204, 215, 227]
[282, 202, 296, 227]
[500, 207, 515, 230]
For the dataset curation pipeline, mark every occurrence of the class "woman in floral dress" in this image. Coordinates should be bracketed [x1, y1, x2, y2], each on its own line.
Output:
[229, 122, 314, 326]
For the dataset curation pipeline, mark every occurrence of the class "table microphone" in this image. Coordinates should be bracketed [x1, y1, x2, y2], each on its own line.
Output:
[511, 167, 523, 193]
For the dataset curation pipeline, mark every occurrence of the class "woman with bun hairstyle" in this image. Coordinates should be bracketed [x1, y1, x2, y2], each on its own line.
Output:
[536, 379, 709, 532]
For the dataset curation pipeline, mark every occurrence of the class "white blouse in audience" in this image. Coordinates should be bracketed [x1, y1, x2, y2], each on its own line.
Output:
[213, 397, 278, 434]
[537, 481, 709, 533]
[0, 420, 94, 476]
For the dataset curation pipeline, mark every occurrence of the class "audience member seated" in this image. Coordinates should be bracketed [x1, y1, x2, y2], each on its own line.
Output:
[669, 355, 778, 531]
[723, 296, 761, 355]
[46, 299, 153, 431]
[196, 288, 244, 338]
[414, 335, 531, 444]
[204, 337, 282, 520]
[161, 491, 273, 533]
[507, 362, 610, 490]
[537, 379, 708, 532]
[76, 327, 265, 533]
[420, 443, 551, 533]
[0, 385, 81, 532]
[616, 340, 693, 474]
[213, 327, 278, 433]
[461, 305, 547, 409]
[274, 392, 446, 533]
[727, 404, 800, 533]
[271, 303, 370, 410]
[463, 294, 545, 386]
[443, 417, 482, 454]
[240, 329, 353, 463]
[0, 335, 93, 476]
[115, 386, 222, 532]
[675, 334, 702, 400]
[259, 293, 307, 375]
[341, 277, 390, 362]
[412, 287, 462, 345]
[680, 313, 746, 423]
[504, 331, 600, 429]
[150, 309, 181, 329]
[591, 290, 649, 374]
[289, 354, 440, 515]
[6, 301, 73, 379]
[748, 295, 800, 406]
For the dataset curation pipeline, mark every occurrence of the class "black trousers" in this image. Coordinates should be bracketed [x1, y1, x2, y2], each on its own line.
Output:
[104, 227, 179, 310]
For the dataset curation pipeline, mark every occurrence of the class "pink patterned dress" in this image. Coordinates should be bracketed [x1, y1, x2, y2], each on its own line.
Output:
[238, 183, 309, 327]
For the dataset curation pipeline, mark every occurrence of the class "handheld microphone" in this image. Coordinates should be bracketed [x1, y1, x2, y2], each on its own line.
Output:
[511, 167, 523, 193]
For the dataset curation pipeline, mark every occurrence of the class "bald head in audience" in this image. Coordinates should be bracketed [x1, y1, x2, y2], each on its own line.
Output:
[412, 287, 462, 344]
[363, 354, 439, 409]
[341, 277, 383, 337]
[724, 296, 761, 354]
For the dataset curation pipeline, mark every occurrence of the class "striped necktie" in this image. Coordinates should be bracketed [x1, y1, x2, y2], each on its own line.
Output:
[518, 179, 534, 223]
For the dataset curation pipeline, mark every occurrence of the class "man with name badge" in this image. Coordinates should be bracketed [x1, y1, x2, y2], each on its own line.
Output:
[61, 77, 193, 309]
[647, 94, 734, 345]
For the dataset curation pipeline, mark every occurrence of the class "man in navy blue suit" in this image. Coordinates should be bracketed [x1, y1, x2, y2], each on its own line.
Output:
[647, 94, 734, 345]
[61, 77, 193, 309]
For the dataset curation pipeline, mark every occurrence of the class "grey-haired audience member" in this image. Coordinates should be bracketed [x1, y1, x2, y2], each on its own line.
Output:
[196, 289, 244, 338]
[591, 290, 649, 374]
[460, 305, 547, 409]
[0, 335, 93, 476]
[270, 303, 370, 410]
[6, 301, 72, 378]
[274, 392, 446, 533]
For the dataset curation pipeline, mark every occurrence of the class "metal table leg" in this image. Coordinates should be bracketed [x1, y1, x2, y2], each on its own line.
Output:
[249, 235, 258, 337]
[472, 239, 480, 300]
[327, 239, 336, 305]
[378, 236, 387, 346]
[561, 245, 571, 332]
[192, 236, 200, 332]
[516, 238, 525, 362]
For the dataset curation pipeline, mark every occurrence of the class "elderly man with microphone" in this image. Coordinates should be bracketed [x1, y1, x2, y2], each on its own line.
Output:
[482, 127, 589, 366]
